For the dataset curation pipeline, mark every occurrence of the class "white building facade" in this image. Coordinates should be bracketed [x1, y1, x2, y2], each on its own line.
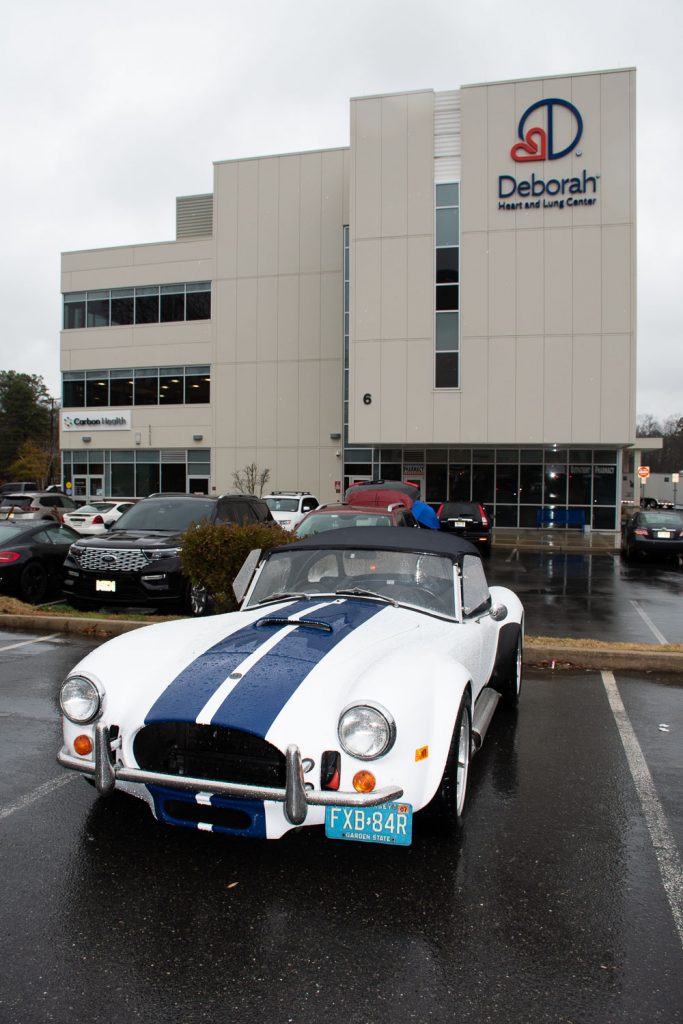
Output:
[60, 68, 636, 534]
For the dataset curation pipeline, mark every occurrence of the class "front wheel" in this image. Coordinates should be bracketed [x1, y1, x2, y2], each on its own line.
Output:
[498, 632, 523, 707]
[425, 694, 472, 834]
[184, 580, 210, 617]
[19, 561, 48, 603]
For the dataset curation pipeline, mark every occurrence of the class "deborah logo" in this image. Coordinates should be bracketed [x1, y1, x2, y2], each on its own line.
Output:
[511, 98, 583, 163]
[498, 96, 598, 211]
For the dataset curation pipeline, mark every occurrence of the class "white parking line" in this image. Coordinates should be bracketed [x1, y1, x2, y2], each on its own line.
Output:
[0, 633, 62, 652]
[0, 773, 76, 822]
[630, 600, 668, 644]
[601, 670, 683, 948]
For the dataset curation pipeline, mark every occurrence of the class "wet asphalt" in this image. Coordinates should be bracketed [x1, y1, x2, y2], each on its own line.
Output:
[486, 548, 683, 645]
[0, 550, 681, 1024]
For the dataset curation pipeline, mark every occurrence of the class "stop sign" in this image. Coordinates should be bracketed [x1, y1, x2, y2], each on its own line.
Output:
[637, 466, 650, 479]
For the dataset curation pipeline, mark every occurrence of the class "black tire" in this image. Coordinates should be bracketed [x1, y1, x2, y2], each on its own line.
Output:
[624, 542, 638, 562]
[19, 561, 48, 603]
[498, 632, 523, 707]
[425, 693, 472, 834]
[184, 580, 210, 617]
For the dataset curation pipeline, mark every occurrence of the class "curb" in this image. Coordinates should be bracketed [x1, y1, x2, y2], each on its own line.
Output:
[2, 612, 683, 675]
[524, 642, 683, 675]
[0, 613, 152, 639]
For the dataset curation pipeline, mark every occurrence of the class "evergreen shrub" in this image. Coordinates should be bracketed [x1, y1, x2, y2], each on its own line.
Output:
[179, 521, 296, 613]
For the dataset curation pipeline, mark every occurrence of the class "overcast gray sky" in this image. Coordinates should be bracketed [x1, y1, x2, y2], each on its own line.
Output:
[1, 0, 680, 423]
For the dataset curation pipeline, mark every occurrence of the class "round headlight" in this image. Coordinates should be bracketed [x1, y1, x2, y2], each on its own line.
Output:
[338, 702, 395, 760]
[60, 675, 102, 724]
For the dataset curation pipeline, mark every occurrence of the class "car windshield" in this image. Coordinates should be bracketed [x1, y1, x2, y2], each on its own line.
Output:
[442, 503, 478, 516]
[265, 497, 300, 512]
[297, 512, 392, 537]
[246, 546, 457, 618]
[0, 523, 28, 541]
[640, 512, 683, 528]
[0, 496, 31, 508]
[73, 504, 110, 515]
[110, 498, 216, 533]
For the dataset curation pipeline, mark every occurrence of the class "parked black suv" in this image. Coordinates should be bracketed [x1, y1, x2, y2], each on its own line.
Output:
[436, 501, 493, 554]
[62, 493, 274, 615]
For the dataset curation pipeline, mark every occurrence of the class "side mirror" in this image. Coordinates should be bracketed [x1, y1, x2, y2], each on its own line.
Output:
[489, 602, 508, 622]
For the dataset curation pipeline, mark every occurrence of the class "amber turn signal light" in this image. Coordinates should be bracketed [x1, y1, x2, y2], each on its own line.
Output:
[74, 735, 93, 756]
[352, 770, 376, 793]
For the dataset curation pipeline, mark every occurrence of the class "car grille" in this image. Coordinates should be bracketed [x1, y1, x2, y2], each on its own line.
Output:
[76, 547, 150, 572]
[133, 723, 287, 787]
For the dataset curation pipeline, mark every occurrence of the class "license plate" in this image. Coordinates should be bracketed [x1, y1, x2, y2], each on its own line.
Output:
[325, 802, 412, 846]
[96, 579, 116, 592]
[656, 531, 671, 538]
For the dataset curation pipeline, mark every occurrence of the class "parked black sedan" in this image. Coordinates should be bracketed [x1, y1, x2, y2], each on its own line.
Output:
[0, 521, 81, 603]
[621, 509, 683, 561]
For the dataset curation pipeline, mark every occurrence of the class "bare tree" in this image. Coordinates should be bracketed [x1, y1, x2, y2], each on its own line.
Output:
[232, 462, 271, 496]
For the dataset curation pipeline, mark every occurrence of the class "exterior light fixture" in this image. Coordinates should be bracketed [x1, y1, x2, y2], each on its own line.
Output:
[193, 434, 204, 442]
[82, 436, 91, 443]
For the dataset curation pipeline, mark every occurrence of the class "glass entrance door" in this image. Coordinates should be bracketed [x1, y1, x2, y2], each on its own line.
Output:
[72, 475, 104, 501]
[89, 476, 105, 499]
[404, 475, 424, 501]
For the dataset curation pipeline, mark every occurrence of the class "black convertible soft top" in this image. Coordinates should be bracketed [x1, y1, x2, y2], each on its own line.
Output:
[275, 526, 480, 561]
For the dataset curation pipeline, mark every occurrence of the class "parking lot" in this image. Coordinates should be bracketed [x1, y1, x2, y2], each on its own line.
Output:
[0, 549, 681, 1024]
[486, 546, 683, 645]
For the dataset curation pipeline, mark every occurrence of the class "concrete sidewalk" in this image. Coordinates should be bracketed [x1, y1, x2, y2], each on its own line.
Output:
[2, 608, 682, 676]
[493, 527, 620, 553]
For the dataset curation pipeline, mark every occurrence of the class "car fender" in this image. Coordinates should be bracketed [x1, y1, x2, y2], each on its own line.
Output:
[265, 641, 473, 814]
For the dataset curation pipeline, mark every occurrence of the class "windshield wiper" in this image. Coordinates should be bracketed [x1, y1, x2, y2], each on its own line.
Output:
[335, 587, 398, 607]
[253, 591, 311, 607]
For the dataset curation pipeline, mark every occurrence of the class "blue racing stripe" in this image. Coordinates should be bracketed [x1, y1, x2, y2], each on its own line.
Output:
[145, 599, 319, 724]
[210, 599, 384, 735]
[143, 598, 382, 729]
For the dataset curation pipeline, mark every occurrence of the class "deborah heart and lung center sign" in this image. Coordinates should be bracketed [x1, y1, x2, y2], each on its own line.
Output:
[497, 97, 600, 212]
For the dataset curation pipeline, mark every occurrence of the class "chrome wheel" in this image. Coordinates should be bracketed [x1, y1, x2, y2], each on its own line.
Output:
[188, 582, 209, 616]
[455, 704, 471, 819]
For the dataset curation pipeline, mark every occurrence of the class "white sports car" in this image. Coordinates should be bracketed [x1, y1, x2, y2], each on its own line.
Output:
[57, 528, 524, 845]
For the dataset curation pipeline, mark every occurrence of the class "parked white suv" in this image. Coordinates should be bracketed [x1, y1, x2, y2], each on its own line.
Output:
[264, 491, 319, 530]
[0, 491, 79, 522]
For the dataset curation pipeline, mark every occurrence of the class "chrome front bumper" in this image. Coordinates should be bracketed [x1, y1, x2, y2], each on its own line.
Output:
[58, 722, 404, 826]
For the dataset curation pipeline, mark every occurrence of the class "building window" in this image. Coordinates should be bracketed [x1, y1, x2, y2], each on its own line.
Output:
[434, 182, 460, 388]
[64, 293, 85, 330]
[60, 448, 212, 499]
[63, 282, 211, 329]
[340, 446, 619, 531]
[111, 288, 134, 326]
[61, 365, 211, 408]
[185, 366, 211, 403]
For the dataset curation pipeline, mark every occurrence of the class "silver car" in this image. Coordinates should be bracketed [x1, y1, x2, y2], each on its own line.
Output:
[0, 491, 79, 522]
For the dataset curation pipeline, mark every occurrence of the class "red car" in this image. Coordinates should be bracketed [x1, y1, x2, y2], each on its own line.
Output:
[295, 502, 418, 537]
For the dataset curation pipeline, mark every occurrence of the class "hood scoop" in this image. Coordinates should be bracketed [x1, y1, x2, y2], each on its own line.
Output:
[256, 616, 333, 633]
